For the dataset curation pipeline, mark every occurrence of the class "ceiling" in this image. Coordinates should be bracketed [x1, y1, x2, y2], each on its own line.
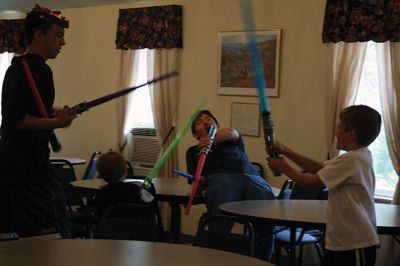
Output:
[0, 0, 146, 13]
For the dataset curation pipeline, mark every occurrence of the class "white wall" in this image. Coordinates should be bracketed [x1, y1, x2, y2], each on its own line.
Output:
[49, 0, 328, 234]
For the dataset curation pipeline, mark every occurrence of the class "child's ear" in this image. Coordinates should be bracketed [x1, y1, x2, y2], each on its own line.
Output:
[349, 129, 358, 142]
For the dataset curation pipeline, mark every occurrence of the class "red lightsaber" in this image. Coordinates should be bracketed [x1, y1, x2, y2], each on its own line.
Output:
[185, 125, 217, 214]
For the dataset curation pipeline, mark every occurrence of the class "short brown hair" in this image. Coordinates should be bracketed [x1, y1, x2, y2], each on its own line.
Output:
[96, 151, 126, 183]
[339, 105, 381, 147]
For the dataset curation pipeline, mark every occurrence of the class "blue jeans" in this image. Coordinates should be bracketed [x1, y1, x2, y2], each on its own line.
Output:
[205, 173, 276, 261]
[205, 173, 275, 217]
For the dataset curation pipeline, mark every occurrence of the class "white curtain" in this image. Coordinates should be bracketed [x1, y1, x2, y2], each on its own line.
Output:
[376, 42, 400, 181]
[375, 42, 400, 266]
[325, 42, 367, 158]
[148, 48, 179, 178]
[116, 50, 138, 153]
[148, 48, 179, 230]
[116, 48, 179, 230]
[0, 52, 14, 123]
[326, 41, 400, 266]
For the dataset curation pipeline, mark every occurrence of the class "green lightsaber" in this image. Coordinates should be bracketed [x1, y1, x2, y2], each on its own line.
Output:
[143, 99, 207, 186]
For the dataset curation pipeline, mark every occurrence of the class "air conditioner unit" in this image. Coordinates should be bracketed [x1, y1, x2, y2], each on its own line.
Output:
[129, 128, 161, 176]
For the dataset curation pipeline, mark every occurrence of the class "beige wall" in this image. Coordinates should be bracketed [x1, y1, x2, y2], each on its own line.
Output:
[49, 0, 328, 234]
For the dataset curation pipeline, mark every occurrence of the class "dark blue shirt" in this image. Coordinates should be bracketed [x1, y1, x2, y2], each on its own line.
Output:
[186, 136, 260, 177]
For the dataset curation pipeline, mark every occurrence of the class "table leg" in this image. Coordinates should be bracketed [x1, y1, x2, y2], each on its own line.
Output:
[289, 227, 296, 266]
[393, 235, 400, 245]
[169, 202, 181, 243]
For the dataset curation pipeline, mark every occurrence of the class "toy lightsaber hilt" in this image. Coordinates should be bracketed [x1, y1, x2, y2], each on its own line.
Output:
[262, 111, 281, 176]
[49, 131, 62, 152]
[202, 125, 217, 154]
[69, 102, 88, 115]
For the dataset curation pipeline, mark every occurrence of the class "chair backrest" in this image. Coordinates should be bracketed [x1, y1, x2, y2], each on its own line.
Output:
[278, 179, 328, 200]
[82, 151, 101, 180]
[290, 183, 328, 200]
[277, 179, 294, 199]
[251, 162, 264, 178]
[95, 203, 159, 241]
[51, 159, 83, 209]
[193, 214, 255, 257]
[126, 160, 134, 177]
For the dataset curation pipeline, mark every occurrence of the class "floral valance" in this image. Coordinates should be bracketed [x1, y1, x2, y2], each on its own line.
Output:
[322, 0, 400, 43]
[116, 5, 183, 50]
[0, 19, 26, 53]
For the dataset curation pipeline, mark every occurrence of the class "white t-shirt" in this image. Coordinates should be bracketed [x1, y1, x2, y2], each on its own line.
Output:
[317, 147, 379, 251]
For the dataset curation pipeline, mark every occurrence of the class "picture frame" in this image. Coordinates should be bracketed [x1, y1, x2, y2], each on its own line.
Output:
[231, 102, 260, 137]
[217, 29, 281, 97]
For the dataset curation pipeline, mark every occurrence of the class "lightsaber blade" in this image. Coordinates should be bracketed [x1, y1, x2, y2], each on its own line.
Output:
[69, 71, 178, 115]
[143, 99, 208, 187]
[239, 0, 281, 175]
[185, 125, 217, 215]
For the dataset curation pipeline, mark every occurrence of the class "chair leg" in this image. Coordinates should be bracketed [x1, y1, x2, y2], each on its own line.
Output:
[298, 245, 304, 266]
[314, 243, 323, 261]
[282, 245, 292, 266]
[275, 245, 282, 265]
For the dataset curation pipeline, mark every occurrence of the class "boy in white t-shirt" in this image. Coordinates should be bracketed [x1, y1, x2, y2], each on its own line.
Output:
[267, 105, 381, 266]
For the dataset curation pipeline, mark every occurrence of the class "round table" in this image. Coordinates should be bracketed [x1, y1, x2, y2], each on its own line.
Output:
[71, 177, 204, 204]
[0, 239, 274, 266]
[50, 157, 86, 165]
[71, 177, 204, 243]
[220, 200, 400, 266]
[71, 178, 280, 243]
[219, 200, 400, 234]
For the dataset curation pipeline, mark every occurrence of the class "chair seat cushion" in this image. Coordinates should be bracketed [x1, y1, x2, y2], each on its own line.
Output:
[275, 229, 318, 244]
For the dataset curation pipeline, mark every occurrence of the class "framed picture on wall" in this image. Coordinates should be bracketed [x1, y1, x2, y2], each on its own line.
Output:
[231, 102, 260, 137]
[217, 29, 281, 97]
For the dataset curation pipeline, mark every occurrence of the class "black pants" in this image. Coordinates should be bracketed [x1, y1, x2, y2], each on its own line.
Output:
[0, 179, 71, 238]
[323, 245, 377, 266]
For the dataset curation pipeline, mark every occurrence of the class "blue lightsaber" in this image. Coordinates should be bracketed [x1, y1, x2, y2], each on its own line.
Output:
[172, 169, 194, 182]
[239, 0, 280, 175]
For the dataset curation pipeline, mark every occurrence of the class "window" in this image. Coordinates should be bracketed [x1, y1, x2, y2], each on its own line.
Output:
[356, 42, 397, 199]
[123, 49, 155, 135]
[0, 52, 14, 123]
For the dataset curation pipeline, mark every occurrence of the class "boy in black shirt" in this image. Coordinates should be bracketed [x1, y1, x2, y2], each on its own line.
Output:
[95, 151, 154, 218]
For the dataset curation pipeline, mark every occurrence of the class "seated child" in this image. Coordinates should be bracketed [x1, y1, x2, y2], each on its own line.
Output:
[94, 151, 154, 217]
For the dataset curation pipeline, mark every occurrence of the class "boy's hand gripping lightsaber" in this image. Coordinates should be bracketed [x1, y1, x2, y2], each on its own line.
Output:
[185, 125, 217, 214]
[239, 0, 281, 176]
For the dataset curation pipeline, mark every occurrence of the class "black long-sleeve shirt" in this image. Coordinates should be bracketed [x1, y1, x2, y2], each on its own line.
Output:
[0, 53, 55, 186]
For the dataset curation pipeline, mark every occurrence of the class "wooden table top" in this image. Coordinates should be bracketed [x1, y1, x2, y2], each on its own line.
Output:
[220, 200, 400, 235]
[50, 157, 86, 165]
[0, 239, 274, 266]
[71, 177, 205, 204]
